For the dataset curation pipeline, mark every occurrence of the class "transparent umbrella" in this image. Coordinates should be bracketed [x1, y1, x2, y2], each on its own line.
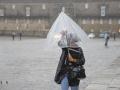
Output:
[46, 10, 88, 48]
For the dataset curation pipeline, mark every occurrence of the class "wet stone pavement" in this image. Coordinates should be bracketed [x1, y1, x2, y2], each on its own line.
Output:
[0, 37, 120, 90]
[85, 56, 120, 90]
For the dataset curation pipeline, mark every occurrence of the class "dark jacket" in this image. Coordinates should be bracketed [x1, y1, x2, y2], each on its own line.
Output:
[54, 47, 85, 86]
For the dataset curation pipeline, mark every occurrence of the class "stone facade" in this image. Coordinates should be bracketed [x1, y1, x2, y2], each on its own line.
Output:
[0, 0, 120, 37]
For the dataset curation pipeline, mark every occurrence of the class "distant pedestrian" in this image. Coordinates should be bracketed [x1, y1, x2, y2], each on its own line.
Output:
[113, 32, 116, 40]
[19, 32, 22, 40]
[104, 33, 110, 47]
[6, 81, 8, 84]
[12, 32, 16, 40]
[0, 81, 2, 84]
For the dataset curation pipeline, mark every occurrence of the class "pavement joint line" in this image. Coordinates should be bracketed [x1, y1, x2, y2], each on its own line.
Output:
[85, 56, 120, 90]
[90, 82, 109, 86]
[108, 87, 120, 88]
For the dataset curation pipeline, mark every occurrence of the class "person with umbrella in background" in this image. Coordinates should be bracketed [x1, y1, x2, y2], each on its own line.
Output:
[46, 8, 88, 90]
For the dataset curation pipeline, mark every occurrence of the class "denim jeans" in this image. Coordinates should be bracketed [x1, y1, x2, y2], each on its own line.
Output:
[61, 76, 79, 90]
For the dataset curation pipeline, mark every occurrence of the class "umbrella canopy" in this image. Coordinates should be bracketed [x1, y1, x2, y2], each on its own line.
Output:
[46, 11, 88, 48]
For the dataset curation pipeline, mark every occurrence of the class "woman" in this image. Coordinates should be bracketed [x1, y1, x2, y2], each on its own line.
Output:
[54, 32, 85, 90]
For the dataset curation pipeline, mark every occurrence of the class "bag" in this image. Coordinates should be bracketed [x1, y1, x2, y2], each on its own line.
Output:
[67, 48, 86, 79]
[67, 48, 80, 63]
[69, 66, 86, 79]
[67, 53, 77, 62]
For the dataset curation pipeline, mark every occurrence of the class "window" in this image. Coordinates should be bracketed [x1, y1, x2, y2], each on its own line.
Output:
[16, 26, 19, 30]
[26, 19, 30, 24]
[91, 29, 94, 32]
[100, 19, 103, 24]
[91, 19, 94, 24]
[16, 19, 18, 24]
[62, 7, 65, 12]
[118, 4, 120, 8]
[38, 19, 41, 23]
[26, 7, 31, 16]
[82, 19, 86, 24]
[5, 19, 7, 23]
[118, 19, 120, 24]
[85, 3, 88, 9]
[24, 23, 27, 28]
[108, 19, 112, 24]
[0, 9, 4, 16]
[100, 29, 103, 32]
[101, 6, 106, 17]
[42, 4, 46, 10]
[12, 4, 16, 9]
[119, 28, 120, 33]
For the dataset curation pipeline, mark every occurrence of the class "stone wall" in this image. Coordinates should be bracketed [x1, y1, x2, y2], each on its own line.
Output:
[0, 1, 120, 37]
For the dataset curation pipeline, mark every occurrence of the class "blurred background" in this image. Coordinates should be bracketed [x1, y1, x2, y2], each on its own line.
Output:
[0, 0, 120, 38]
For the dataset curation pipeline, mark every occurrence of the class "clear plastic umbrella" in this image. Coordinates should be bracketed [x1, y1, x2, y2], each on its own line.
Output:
[46, 10, 88, 48]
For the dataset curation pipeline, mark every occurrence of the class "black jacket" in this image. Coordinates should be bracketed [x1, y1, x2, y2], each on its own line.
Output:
[54, 47, 85, 86]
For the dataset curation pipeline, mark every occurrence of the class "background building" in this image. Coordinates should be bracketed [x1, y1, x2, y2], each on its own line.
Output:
[0, 0, 120, 37]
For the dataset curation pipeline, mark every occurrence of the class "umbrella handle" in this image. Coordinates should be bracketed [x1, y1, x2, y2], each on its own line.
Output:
[65, 31, 71, 47]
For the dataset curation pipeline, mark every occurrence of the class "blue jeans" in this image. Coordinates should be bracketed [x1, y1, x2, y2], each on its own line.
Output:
[61, 76, 79, 90]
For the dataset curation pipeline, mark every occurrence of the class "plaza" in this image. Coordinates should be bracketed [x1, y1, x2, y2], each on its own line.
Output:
[0, 37, 120, 90]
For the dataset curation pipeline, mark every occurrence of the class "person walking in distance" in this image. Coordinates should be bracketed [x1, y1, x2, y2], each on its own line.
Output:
[113, 32, 116, 40]
[12, 32, 16, 40]
[19, 32, 22, 40]
[104, 33, 110, 47]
